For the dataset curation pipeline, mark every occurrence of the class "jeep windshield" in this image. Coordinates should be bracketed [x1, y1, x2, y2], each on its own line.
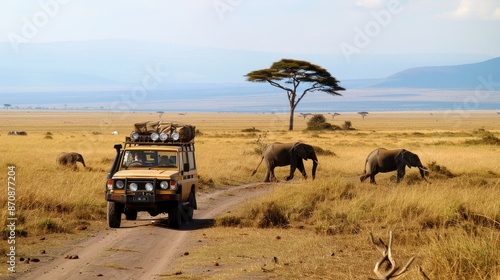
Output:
[122, 150, 178, 168]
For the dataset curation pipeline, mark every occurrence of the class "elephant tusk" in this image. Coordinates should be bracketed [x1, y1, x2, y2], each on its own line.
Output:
[419, 167, 429, 172]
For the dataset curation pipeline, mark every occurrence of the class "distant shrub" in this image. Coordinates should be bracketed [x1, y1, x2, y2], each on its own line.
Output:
[44, 135, 53, 139]
[91, 132, 102, 135]
[342, 121, 354, 130]
[466, 131, 500, 145]
[306, 114, 341, 131]
[46, 132, 53, 135]
[241, 127, 261, 132]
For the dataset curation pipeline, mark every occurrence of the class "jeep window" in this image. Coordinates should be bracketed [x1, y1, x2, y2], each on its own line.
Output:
[122, 150, 178, 168]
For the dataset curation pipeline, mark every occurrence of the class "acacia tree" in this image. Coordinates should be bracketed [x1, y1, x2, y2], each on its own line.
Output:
[245, 59, 345, 130]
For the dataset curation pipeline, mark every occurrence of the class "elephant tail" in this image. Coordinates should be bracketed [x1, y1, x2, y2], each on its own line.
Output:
[251, 157, 264, 176]
[362, 158, 368, 175]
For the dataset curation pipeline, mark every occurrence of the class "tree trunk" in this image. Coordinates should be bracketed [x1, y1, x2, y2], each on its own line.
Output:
[289, 107, 295, 131]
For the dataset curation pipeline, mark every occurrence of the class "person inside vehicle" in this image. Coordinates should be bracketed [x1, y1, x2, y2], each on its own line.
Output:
[158, 156, 169, 166]
[129, 151, 145, 166]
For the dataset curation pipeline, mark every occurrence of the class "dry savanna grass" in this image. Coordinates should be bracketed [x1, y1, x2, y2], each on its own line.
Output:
[0, 110, 499, 279]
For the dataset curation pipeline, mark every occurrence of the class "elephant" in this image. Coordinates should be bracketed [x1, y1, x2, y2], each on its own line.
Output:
[252, 142, 318, 182]
[57, 152, 86, 168]
[360, 148, 428, 184]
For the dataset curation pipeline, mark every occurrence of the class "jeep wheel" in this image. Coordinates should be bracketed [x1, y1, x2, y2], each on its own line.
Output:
[124, 208, 138, 220]
[107, 202, 123, 228]
[168, 203, 181, 229]
[183, 191, 195, 222]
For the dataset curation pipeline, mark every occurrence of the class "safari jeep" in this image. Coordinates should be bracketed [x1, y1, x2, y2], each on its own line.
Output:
[105, 121, 198, 228]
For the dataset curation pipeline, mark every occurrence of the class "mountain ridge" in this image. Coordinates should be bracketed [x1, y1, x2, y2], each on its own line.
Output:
[0, 39, 494, 90]
[366, 57, 500, 90]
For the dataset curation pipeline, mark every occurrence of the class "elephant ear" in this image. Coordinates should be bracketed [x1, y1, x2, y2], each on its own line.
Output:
[398, 149, 412, 168]
[292, 143, 308, 160]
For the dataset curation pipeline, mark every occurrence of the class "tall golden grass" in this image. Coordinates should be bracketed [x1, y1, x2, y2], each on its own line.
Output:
[1, 110, 499, 279]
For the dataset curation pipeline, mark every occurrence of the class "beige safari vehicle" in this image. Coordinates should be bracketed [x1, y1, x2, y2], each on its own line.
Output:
[105, 122, 198, 228]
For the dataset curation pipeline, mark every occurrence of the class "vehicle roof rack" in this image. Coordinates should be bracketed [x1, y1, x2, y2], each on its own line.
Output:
[124, 136, 194, 147]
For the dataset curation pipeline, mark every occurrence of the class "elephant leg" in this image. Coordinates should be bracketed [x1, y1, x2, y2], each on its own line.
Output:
[264, 161, 273, 182]
[285, 164, 296, 181]
[369, 174, 377, 184]
[296, 159, 307, 179]
[264, 170, 271, 182]
[397, 168, 406, 183]
[270, 167, 279, 182]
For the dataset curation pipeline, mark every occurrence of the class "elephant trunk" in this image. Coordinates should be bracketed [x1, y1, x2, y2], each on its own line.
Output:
[311, 157, 318, 180]
[418, 166, 429, 181]
[81, 158, 86, 167]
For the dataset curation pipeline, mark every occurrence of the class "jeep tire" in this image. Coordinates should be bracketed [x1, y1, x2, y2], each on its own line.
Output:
[183, 191, 195, 222]
[168, 202, 182, 229]
[107, 202, 123, 228]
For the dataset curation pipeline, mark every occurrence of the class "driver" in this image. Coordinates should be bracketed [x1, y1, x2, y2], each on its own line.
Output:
[129, 151, 145, 166]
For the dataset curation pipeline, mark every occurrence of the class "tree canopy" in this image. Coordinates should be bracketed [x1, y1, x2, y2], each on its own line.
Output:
[245, 59, 345, 130]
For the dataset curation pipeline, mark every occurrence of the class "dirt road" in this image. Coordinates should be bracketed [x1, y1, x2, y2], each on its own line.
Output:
[15, 183, 272, 280]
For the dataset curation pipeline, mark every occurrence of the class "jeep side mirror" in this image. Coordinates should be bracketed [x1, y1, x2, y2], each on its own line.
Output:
[183, 163, 190, 172]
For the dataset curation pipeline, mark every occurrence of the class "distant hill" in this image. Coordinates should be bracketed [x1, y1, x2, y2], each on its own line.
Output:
[368, 57, 500, 90]
[0, 40, 492, 90]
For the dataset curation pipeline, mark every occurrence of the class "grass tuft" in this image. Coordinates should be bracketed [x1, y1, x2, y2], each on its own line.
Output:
[36, 218, 68, 234]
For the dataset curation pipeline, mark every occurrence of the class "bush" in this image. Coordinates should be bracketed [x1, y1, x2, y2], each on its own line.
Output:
[306, 114, 340, 131]
[253, 132, 268, 155]
[427, 161, 455, 178]
[342, 121, 354, 130]
[241, 127, 261, 132]
[465, 131, 500, 145]
[257, 202, 290, 228]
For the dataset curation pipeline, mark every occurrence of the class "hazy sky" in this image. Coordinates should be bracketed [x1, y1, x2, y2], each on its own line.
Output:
[1, 0, 499, 58]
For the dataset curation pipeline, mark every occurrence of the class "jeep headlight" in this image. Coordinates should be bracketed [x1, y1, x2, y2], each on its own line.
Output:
[160, 181, 169, 190]
[171, 132, 179, 141]
[159, 132, 168, 141]
[129, 183, 138, 191]
[115, 180, 124, 189]
[145, 182, 154, 191]
[150, 132, 159, 141]
[130, 132, 139, 141]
